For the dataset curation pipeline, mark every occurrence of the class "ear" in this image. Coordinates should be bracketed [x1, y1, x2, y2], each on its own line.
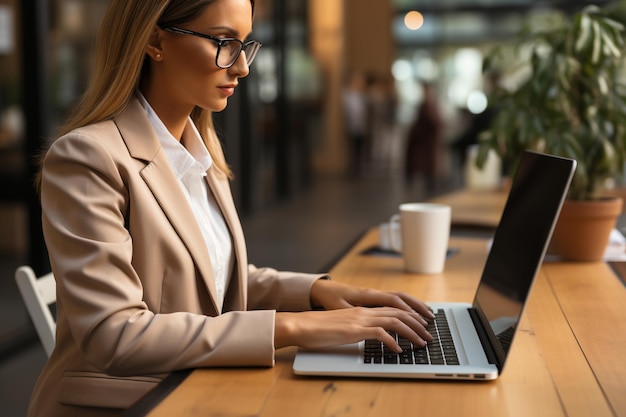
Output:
[146, 26, 164, 61]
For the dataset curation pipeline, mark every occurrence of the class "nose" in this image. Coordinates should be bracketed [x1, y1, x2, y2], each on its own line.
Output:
[229, 51, 250, 78]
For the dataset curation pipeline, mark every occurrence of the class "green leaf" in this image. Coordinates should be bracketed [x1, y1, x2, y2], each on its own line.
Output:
[592, 20, 602, 64]
[576, 13, 592, 52]
[601, 30, 621, 57]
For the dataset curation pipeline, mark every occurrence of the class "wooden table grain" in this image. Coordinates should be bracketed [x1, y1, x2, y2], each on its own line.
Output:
[429, 188, 507, 229]
[140, 227, 626, 417]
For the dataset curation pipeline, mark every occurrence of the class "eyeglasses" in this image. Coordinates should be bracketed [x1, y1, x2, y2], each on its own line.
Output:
[159, 25, 262, 69]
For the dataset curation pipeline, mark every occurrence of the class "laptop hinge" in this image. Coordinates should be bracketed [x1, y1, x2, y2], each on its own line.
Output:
[468, 308, 500, 368]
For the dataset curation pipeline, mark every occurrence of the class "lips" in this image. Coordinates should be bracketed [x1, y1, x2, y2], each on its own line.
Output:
[218, 84, 237, 96]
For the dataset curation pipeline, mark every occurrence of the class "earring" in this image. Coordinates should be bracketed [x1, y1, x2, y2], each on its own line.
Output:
[155, 53, 162, 60]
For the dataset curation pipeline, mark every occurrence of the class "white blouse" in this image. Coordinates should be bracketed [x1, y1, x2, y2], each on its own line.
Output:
[138, 94, 234, 311]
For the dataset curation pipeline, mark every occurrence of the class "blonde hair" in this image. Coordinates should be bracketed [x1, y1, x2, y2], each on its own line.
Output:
[37, 0, 256, 188]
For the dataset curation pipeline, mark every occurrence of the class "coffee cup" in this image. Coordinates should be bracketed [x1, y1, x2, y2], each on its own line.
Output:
[389, 203, 451, 274]
[379, 220, 402, 251]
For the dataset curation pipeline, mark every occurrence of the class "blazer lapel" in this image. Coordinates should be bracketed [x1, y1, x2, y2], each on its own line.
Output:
[114, 99, 220, 312]
[181, 121, 248, 311]
[204, 167, 247, 311]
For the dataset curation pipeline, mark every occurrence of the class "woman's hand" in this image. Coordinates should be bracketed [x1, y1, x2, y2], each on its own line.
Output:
[310, 279, 434, 320]
[275, 306, 432, 353]
[273, 280, 435, 353]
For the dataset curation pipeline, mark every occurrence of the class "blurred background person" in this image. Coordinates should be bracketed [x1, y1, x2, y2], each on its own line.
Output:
[403, 82, 445, 195]
[342, 70, 368, 178]
[366, 74, 399, 177]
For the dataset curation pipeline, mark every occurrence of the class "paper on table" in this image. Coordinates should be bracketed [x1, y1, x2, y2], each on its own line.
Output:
[603, 229, 626, 262]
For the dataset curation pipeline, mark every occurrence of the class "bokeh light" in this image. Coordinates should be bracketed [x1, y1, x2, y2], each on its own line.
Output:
[404, 11, 424, 31]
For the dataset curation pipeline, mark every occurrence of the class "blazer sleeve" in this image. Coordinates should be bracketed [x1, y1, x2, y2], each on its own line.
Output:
[247, 265, 328, 312]
[41, 129, 279, 375]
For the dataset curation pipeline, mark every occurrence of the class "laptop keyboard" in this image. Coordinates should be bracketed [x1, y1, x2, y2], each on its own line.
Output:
[364, 309, 460, 365]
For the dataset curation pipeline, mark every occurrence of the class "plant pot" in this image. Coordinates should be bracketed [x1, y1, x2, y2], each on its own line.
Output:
[549, 197, 623, 262]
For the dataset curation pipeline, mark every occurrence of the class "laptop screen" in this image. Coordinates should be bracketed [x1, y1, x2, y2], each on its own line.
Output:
[472, 151, 575, 368]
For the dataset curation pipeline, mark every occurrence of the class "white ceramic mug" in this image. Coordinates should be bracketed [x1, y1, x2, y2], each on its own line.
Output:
[379, 220, 402, 251]
[389, 203, 451, 274]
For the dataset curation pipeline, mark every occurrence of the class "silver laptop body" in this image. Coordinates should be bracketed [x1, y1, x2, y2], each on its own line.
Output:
[293, 151, 576, 380]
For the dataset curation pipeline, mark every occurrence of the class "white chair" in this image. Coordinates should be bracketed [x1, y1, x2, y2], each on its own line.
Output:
[15, 266, 56, 357]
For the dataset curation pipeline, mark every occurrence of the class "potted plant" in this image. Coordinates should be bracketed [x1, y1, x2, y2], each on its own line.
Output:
[476, 3, 626, 261]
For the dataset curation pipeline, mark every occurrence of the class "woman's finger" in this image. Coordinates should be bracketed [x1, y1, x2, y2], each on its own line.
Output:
[347, 289, 435, 321]
[357, 307, 432, 348]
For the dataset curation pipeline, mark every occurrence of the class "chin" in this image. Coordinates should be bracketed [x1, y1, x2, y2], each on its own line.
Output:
[216, 100, 229, 111]
[197, 102, 228, 113]
[207, 99, 229, 113]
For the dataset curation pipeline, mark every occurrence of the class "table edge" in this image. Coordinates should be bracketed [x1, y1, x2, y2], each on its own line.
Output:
[122, 229, 369, 416]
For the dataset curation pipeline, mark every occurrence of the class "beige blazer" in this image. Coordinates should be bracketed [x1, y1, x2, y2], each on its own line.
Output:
[28, 98, 323, 416]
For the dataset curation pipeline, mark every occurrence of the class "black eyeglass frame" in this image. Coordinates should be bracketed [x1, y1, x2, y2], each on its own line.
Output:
[158, 25, 262, 69]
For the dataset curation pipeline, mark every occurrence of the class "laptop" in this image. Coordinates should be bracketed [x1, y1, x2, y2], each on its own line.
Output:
[293, 150, 576, 381]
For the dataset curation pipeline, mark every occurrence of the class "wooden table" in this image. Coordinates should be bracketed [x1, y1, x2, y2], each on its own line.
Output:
[429, 188, 507, 229]
[132, 225, 626, 417]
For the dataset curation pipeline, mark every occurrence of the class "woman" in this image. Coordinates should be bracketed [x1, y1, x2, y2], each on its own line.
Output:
[29, 0, 434, 415]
